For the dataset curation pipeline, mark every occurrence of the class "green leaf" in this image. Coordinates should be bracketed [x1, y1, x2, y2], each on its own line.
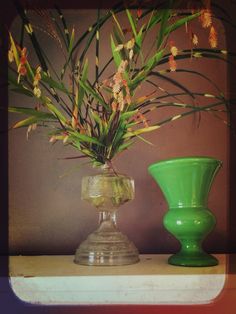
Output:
[10, 87, 34, 97]
[110, 34, 122, 68]
[152, 101, 226, 129]
[136, 24, 145, 49]
[54, 5, 70, 49]
[145, 49, 164, 72]
[69, 131, 104, 146]
[117, 140, 133, 153]
[107, 111, 116, 129]
[90, 110, 104, 132]
[124, 125, 160, 138]
[165, 11, 201, 35]
[126, 9, 137, 38]
[149, 71, 195, 99]
[68, 27, 75, 55]
[25, 62, 35, 81]
[9, 33, 20, 66]
[12, 116, 47, 129]
[156, 9, 171, 49]
[79, 79, 110, 111]
[9, 106, 56, 120]
[44, 101, 67, 123]
[120, 110, 138, 121]
[14, 1, 48, 72]
[41, 71, 71, 95]
[131, 50, 164, 89]
[111, 11, 125, 39]
[76, 59, 89, 109]
[136, 134, 154, 146]
[146, 11, 162, 31]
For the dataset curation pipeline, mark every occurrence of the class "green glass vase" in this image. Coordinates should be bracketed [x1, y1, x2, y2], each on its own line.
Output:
[148, 157, 222, 267]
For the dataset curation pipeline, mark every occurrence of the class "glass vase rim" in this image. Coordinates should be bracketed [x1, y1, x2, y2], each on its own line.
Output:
[148, 156, 222, 172]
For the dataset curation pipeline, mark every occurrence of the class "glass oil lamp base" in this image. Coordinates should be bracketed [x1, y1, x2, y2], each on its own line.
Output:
[74, 216, 139, 266]
[74, 168, 139, 266]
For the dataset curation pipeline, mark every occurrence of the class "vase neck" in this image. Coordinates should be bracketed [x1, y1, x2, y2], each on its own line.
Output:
[94, 162, 117, 175]
[98, 211, 117, 232]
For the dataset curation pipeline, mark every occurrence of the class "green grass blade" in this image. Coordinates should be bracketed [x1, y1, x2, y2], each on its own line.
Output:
[69, 131, 104, 146]
[156, 8, 171, 49]
[41, 71, 71, 95]
[12, 116, 40, 128]
[124, 125, 161, 138]
[149, 71, 195, 99]
[13, 1, 48, 72]
[9, 106, 57, 120]
[110, 34, 122, 68]
[44, 100, 67, 124]
[164, 11, 201, 36]
[54, 5, 70, 46]
[68, 27, 75, 55]
[95, 9, 100, 81]
[116, 140, 133, 153]
[126, 9, 137, 38]
[79, 80, 110, 111]
[111, 11, 125, 39]
[10, 88, 34, 97]
[9, 33, 20, 66]
[76, 59, 89, 110]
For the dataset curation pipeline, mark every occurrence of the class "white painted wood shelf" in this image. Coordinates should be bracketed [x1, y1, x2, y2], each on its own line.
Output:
[9, 254, 226, 305]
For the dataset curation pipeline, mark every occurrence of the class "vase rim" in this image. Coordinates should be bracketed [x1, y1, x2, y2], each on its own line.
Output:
[148, 156, 222, 171]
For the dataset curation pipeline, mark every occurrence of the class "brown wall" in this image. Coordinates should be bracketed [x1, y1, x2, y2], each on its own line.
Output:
[9, 10, 229, 254]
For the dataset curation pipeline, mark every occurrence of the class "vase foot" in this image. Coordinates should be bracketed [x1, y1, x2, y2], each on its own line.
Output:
[168, 252, 218, 267]
[74, 228, 139, 266]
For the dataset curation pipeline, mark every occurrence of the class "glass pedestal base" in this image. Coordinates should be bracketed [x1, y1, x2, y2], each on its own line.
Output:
[74, 221, 139, 266]
[168, 251, 218, 267]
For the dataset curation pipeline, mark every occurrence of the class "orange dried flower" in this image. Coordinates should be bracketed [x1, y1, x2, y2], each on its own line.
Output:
[35, 66, 41, 80]
[209, 26, 217, 48]
[170, 46, 178, 56]
[169, 40, 178, 56]
[49, 136, 56, 143]
[17, 47, 28, 82]
[168, 55, 177, 72]
[33, 66, 42, 86]
[126, 38, 135, 50]
[111, 101, 118, 112]
[27, 123, 37, 140]
[137, 8, 142, 18]
[125, 93, 131, 105]
[33, 66, 42, 98]
[134, 112, 149, 128]
[118, 60, 128, 73]
[33, 86, 41, 98]
[192, 33, 199, 46]
[200, 9, 212, 28]
[20, 55, 27, 65]
[19, 66, 27, 76]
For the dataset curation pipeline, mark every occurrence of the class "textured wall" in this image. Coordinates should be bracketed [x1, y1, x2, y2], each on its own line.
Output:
[9, 10, 229, 255]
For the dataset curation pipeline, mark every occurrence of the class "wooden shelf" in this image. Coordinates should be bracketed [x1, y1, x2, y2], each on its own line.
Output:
[9, 254, 226, 305]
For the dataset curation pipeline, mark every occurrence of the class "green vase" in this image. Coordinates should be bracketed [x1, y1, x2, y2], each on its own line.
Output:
[148, 156, 222, 267]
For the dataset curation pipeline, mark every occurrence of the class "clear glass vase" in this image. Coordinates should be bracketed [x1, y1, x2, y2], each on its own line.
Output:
[74, 165, 139, 266]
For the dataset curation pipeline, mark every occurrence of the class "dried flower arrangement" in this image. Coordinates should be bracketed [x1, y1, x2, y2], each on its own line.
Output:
[8, 0, 234, 168]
